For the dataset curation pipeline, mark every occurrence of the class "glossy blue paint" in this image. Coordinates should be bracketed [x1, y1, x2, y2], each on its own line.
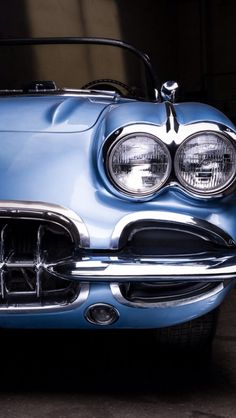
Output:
[0, 95, 236, 248]
[0, 92, 236, 329]
[0, 132, 236, 248]
[0, 96, 113, 132]
[0, 282, 232, 329]
[103, 101, 168, 137]
[174, 102, 236, 130]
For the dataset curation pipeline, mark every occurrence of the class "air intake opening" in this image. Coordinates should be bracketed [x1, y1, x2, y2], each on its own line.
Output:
[119, 221, 230, 256]
[119, 281, 219, 303]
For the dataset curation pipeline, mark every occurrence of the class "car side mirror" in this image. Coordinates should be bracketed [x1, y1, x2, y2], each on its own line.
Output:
[161, 81, 179, 102]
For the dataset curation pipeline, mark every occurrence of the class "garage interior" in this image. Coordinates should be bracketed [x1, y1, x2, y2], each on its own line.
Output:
[0, 1, 235, 417]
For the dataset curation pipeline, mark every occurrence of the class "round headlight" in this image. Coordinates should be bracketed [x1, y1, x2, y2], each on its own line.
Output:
[106, 133, 171, 196]
[174, 132, 236, 194]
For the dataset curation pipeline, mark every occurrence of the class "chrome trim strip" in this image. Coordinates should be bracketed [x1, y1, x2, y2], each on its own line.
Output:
[110, 211, 235, 249]
[110, 281, 225, 308]
[49, 251, 236, 281]
[0, 200, 90, 248]
[0, 282, 89, 313]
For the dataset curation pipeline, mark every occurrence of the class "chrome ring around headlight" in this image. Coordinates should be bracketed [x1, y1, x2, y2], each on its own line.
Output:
[106, 132, 172, 197]
[174, 131, 236, 195]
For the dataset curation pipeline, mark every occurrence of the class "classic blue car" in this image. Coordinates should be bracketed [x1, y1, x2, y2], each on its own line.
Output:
[0, 37, 235, 351]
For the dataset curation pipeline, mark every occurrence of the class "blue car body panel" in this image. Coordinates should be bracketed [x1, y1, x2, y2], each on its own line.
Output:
[0, 92, 235, 329]
[0, 281, 233, 330]
[0, 96, 235, 247]
[0, 96, 112, 132]
[174, 102, 236, 129]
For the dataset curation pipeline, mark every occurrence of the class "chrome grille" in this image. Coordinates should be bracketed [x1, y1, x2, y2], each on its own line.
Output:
[0, 218, 80, 308]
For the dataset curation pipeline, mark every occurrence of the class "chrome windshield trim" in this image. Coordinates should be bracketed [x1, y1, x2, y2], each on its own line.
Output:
[110, 282, 225, 308]
[0, 200, 90, 248]
[48, 251, 236, 282]
[110, 211, 235, 249]
[0, 282, 89, 313]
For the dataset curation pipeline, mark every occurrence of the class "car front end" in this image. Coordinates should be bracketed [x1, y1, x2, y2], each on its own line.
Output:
[0, 38, 234, 351]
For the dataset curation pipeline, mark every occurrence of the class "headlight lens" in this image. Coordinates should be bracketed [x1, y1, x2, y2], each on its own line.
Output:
[107, 133, 171, 196]
[175, 132, 236, 194]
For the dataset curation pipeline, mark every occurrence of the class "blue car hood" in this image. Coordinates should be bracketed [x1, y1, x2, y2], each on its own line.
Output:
[0, 95, 170, 133]
[0, 95, 233, 133]
[0, 95, 114, 133]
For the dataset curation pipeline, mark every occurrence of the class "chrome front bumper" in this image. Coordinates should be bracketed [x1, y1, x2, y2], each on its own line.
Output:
[0, 201, 234, 328]
[49, 250, 236, 282]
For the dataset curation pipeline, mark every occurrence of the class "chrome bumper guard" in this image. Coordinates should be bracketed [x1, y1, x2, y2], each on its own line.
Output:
[49, 250, 236, 282]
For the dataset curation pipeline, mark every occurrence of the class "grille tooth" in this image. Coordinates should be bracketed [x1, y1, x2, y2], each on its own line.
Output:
[0, 218, 80, 308]
[36, 267, 42, 298]
[36, 224, 45, 264]
[0, 270, 5, 299]
[0, 224, 7, 263]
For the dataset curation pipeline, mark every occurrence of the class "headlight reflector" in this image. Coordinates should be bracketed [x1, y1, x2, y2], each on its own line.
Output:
[107, 133, 171, 196]
[175, 132, 236, 194]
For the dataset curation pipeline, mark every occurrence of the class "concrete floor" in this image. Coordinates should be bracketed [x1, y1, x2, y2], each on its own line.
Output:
[0, 289, 235, 417]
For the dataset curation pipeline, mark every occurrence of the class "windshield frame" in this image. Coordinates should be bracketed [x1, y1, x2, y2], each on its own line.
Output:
[0, 37, 160, 101]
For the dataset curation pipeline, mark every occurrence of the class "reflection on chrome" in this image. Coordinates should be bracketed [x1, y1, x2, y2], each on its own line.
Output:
[0, 282, 90, 312]
[49, 251, 236, 281]
[0, 200, 90, 248]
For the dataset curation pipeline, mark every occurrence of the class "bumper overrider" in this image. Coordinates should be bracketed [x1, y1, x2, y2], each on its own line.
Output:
[0, 201, 234, 329]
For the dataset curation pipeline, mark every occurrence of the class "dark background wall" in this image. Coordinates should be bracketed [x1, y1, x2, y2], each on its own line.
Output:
[0, 0, 235, 120]
[117, 0, 236, 121]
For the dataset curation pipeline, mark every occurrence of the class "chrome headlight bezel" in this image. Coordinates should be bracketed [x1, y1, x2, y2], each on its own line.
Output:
[105, 132, 172, 197]
[174, 131, 236, 196]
